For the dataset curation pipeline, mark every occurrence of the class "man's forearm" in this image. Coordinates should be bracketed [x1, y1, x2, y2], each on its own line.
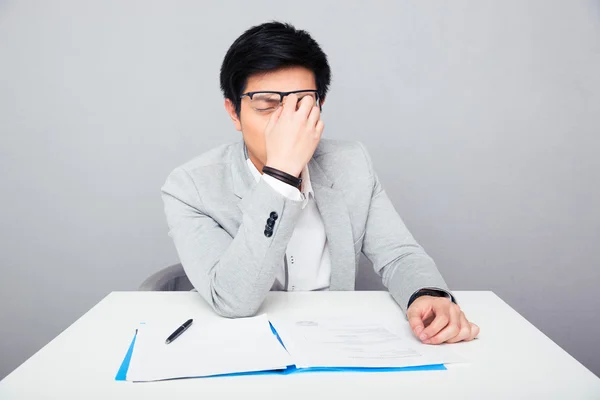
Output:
[163, 170, 303, 317]
[383, 253, 452, 314]
[204, 179, 303, 316]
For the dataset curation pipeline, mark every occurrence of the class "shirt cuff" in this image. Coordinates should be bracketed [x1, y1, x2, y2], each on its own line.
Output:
[262, 175, 303, 201]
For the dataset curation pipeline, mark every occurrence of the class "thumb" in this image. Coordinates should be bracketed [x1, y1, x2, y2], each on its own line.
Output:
[407, 306, 425, 337]
[265, 106, 283, 135]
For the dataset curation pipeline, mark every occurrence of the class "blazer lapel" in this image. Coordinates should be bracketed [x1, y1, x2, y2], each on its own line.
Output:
[309, 158, 356, 291]
[231, 141, 258, 213]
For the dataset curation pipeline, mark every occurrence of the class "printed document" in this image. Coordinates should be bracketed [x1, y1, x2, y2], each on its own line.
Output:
[269, 317, 465, 369]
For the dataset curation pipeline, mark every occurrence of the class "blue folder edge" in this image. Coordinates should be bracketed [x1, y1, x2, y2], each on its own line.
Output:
[115, 323, 446, 381]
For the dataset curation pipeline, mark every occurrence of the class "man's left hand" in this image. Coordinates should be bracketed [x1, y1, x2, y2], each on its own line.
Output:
[407, 296, 480, 344]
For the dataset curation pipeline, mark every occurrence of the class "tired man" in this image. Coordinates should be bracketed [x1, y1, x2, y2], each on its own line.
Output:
[162, 21, 479, 345]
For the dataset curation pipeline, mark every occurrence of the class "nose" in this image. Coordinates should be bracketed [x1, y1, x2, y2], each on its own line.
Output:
[281, 93, 300, 108]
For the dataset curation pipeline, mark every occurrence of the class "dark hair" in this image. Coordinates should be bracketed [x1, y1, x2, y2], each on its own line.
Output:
[220, 21, 331, 115]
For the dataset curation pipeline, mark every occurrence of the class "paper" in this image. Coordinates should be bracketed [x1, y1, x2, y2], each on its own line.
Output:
[270, 317, 466, 369]
[126, 314, 293, 382]
[115, 327, 446, 381]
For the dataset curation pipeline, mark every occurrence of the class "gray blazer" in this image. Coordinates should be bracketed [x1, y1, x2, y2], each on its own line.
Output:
[161, 139, 451, 317]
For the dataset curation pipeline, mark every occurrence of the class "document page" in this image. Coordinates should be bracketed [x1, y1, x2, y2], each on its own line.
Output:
[126, 314, 293, 382]
[270, 317, 466, 369]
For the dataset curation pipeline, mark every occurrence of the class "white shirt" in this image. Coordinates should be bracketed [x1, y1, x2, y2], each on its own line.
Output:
[246, 159, 331, 291]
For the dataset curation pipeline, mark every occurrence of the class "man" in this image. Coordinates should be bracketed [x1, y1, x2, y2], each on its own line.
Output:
[162, 21, 479, 345]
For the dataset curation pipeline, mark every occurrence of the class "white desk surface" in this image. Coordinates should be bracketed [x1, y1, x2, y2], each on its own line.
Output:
[1, 291, 599, 399]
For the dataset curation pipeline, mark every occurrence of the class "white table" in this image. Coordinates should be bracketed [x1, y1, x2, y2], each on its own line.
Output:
[1, 291, 599, 399]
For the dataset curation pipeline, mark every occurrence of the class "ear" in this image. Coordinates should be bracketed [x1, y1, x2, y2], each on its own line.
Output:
[319, 95, 326, 109]
[224, 99, 242, 131]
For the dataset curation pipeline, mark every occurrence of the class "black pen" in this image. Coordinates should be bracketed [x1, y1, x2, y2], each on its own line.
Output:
[165, 319, 193, 344]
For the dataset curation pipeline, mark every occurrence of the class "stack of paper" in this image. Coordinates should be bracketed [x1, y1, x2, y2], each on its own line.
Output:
[270, 317, 465, 370]
[126, 315, 292, 382]
[120, 314, 465, 382]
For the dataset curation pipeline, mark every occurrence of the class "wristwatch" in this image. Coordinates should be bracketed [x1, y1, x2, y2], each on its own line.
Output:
[407, 289, 450, 309]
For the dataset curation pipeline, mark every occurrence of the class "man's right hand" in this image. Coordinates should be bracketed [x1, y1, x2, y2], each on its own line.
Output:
[264, 93, 324, 177]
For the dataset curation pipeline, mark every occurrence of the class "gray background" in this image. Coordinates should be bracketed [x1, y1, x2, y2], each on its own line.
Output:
[1, 0, 599, 380]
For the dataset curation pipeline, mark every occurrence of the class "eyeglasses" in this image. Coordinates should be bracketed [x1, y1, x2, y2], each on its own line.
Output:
[240, 90, 320, 112]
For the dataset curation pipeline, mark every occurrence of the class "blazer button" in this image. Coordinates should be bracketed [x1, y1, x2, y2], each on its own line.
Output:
[270, 212, 278, 220]
[264, 229, 273, 238]
[266, 218, 275, 228]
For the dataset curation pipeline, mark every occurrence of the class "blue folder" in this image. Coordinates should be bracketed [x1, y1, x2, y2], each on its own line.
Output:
[115, 323, 446, 381]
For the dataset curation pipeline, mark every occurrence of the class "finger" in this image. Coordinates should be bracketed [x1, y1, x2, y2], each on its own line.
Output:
[296, 94, 315, 119]
[265, 106, 283, 134]
[282, 93, 298, 115]
[408, 316, 425, 338]
[426, 306, 461, 344]
[446, 312, 471, 344]
[467, 322, 480, 341]
[407, 307, 425, 338]
[307, 104, 321, 128]
[420, 308, 450, 341]
[315, 120, 324, 138]
[407, 299, 431, 338]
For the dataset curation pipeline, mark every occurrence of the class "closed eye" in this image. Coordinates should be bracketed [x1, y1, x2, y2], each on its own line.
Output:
[254, 107, 278, 112]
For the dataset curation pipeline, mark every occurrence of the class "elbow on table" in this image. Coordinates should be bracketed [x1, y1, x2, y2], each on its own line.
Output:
[209, 292, 262, 319]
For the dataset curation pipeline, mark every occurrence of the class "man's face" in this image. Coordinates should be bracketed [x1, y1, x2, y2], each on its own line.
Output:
[224, 66, 321, 170]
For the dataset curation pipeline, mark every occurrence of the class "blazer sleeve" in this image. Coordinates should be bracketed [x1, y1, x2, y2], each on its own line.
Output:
[161, 167, 303, 318]
[356, 142, 454, 314]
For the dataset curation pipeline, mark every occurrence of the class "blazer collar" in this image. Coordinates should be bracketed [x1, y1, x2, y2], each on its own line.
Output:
[231, 141, 256, 199]
[308, 158, 355, 291]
